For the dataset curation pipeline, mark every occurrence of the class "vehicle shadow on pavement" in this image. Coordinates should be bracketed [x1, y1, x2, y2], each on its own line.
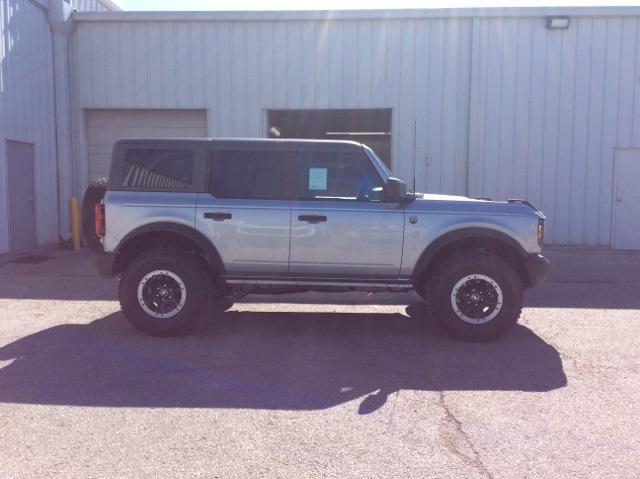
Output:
[0, 306, 567, 414]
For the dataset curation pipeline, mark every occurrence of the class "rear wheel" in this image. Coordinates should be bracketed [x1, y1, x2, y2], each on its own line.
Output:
[423, 250, 523, 342]
[119, 248, 211, 336]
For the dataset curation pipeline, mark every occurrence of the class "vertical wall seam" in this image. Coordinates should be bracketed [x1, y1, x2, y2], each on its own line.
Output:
[482, 21, 490, 196]
[524, 21, 534, 201]
[595, 19, 609, 242]
[511, 19, 521, 200]
[540, 24, 549, 220]
[567, 22, 580, 243]
[582, 18, 595, 243]
[424, 20, 432, 189]
[466, 17, 478, 196]
[630, 18, 640, 141]
[552, 32, 565, 234]
[438, 21, 445, 191]
[611, 20, 625, 244]
[497, 21, 506, 199]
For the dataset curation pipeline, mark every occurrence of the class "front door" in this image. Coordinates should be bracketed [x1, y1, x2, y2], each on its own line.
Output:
[6, 140, 37, 253]
[289, 149, 404, 279]
[612, 149, 640, 250]
[196, 148, 292, 276]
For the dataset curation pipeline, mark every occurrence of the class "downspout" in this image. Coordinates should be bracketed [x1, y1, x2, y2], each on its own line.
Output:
[49, 0, 73, 242]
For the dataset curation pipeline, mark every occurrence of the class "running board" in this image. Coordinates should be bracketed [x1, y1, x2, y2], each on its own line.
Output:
[223, 277, 414, 291]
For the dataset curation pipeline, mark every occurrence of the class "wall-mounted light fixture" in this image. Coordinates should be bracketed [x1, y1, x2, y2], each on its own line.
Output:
[546, 16, 570, 30]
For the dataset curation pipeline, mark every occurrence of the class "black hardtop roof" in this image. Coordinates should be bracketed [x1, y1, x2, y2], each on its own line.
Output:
[114, 137, 365, 153]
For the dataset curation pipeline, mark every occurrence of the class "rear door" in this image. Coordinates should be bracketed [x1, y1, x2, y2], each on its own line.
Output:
[289, 149, 405, 279]
[195, 148, 292, 276]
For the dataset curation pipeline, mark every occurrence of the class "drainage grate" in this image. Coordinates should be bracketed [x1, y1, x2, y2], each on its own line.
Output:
[7, 255, 54, 264]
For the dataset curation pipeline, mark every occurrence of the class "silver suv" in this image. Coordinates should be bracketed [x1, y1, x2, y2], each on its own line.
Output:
[86, 138, 549, 341]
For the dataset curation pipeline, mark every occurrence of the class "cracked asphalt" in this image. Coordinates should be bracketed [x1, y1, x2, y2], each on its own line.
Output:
[0, 246, 639, 478]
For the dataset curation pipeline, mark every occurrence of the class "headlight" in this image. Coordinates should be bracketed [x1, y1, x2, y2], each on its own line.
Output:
[537, 218, 545, 245]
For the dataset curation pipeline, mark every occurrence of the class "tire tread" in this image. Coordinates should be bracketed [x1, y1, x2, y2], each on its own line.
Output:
[118, 247, 211, 336]
[423, 249, 523, 342]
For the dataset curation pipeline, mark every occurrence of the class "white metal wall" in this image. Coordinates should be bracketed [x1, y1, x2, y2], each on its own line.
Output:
[72, 18, 473, 198]
[0, 0, 58, 252]
[469, 16, 640, 245]
[71, 10, 640, 245]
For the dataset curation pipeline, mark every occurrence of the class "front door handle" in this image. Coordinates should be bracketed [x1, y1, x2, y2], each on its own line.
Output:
[298, 214, 327, 224]
[204, 212, 232, 221]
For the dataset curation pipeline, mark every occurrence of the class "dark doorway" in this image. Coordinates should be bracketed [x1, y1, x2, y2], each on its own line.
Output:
[6, 140, 37, 253]
[267, 109, 392, 168]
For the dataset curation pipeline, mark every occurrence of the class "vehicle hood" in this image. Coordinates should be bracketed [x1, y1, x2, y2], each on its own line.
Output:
[417, 193, 478, 202]
[408, 193, 542, 217]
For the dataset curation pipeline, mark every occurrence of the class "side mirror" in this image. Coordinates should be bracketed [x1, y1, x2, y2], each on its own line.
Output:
[383, 177, 412, 203]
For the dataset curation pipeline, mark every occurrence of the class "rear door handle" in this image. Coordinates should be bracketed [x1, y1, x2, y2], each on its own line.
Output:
[298, 214, 327, 223]
[204, 212, 232, 221]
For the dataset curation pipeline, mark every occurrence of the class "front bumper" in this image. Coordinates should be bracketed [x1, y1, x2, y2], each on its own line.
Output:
[524, 253, 551, 287]
[93, 251, 117, 279]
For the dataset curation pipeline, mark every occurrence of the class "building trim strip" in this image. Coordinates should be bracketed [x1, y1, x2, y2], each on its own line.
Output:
[74, 6, 640, 23]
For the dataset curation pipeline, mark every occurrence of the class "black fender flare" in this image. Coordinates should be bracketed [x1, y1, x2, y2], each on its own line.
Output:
[115, 222, 225, 274]
[411, 227, 528, 283]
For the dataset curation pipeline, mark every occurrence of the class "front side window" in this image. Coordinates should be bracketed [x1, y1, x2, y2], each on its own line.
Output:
[122, 148, 194, 190]
[209, 150, 288, 200]
[297, 152, 384, 201]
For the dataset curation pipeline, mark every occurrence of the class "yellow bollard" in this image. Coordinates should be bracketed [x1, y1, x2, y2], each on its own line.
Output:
[69, 196, 81, 250]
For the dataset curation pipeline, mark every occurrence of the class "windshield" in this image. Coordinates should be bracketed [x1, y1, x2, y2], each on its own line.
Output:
[363, 145, 392, 180]
[362, 145, 415, 194]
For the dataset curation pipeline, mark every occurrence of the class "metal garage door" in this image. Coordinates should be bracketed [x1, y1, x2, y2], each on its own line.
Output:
[86, 109, 207, 180]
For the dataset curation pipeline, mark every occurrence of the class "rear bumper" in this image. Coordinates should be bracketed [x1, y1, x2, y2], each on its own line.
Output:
[93, 251, 117, 279]
[524, 253, 551, 287]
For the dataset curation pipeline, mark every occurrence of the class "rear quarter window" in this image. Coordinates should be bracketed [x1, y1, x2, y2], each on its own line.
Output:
[121, 148, 194, 190]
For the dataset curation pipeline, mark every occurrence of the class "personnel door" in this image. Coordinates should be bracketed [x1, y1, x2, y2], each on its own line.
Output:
[289, 150, 405, 279]
[7, 140, 37, 253]
[612, 148, 640, 249]
[196, 149, 292, 276]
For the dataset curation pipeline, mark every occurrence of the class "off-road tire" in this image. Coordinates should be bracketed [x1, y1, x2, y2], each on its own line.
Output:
[119, 247, 212, 336]
[423, 250, 523, 342]
[81, 178, 109, 253]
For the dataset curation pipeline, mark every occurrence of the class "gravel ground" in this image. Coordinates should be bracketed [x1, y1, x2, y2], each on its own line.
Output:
[0, 246, 639, 479]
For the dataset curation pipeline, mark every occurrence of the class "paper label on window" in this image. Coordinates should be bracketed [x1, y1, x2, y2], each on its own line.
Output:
[308, 168, 328, 190]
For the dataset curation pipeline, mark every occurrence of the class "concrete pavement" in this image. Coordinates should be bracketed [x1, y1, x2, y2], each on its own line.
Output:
[0, 246, 638, 478]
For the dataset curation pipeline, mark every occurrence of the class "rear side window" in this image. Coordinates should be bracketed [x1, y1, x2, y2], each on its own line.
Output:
[296, 151, 384, 201]
[209, 150, 289, 200]
[122, 148, 194, 190]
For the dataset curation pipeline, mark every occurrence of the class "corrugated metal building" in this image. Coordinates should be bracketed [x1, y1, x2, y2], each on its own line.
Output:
[0, 0, 119, 253]
[2, 3, 640, 252]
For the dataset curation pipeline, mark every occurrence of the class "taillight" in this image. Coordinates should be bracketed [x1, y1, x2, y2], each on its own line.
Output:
[94, 204, 105, 238]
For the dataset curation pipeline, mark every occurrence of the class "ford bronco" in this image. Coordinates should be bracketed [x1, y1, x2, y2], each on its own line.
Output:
[84, 138, 550, 341]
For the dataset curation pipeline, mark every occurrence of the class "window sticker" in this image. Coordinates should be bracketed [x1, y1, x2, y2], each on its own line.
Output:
[308, 168, 328, 190]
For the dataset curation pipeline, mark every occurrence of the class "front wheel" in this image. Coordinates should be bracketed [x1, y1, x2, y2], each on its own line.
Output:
[423, 250, 523, 342]
[119, 248, 211, 336]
